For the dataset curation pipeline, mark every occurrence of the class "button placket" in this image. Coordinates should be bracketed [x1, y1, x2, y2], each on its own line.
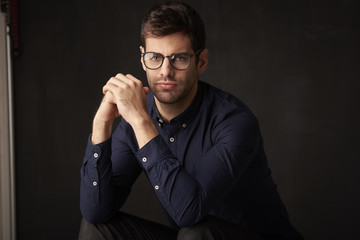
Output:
[157, 118, 164, 127]
[93, 152, 100, 167]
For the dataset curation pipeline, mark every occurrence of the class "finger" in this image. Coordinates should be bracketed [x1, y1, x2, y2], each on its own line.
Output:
[104, 73, 143, 96]
[112, 73, 141, 86]
[103, 80, 122, 95]
[102, 90, 116, 104]
[124, 74, 139, 81]
[143, 86, 150, 94]
[108, 75, 127, 86]
[115, 73, 139, 86]
[103, 81, 114, 94]
[115, 73, 126, 80]
[107, 75, 133, 90]
[99, 90, 117, 111]
[104, 75, 128, 94]
[125, 74, 145, 92]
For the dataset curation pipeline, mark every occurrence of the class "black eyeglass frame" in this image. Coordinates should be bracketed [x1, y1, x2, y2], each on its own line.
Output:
[141, 49, 203, 71]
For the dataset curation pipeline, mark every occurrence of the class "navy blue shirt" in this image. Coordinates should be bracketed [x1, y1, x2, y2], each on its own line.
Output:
[80, 81, 302, 239]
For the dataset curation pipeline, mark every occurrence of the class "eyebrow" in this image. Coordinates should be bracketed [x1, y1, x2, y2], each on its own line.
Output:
[146, 51, 192, 56]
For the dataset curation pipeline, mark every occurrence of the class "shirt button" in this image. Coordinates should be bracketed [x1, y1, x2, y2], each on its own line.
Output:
[182, 123, 187, 128]
[169, 137, 175, 143]
[154, 185, 159, 190]
[94, 153, 99, 158]
[142, 157, 147, 163]
[93, 181, 98, 186]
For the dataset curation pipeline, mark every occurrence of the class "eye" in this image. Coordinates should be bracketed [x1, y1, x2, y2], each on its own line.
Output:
[150, 54, 162, 62]
[150, 56, 159, 61]
[145, 53, 162, 62]
[173, 54, 188, 62]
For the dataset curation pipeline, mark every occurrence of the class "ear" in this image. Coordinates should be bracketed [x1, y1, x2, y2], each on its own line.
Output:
[197, 49, 209, 75]
[139, 46, 147, 72]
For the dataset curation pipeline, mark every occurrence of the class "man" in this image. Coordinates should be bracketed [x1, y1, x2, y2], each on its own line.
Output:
[79, 1, 303, 239]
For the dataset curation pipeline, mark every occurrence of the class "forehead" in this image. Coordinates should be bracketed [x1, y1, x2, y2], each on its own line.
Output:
[145, 32, 192, 53]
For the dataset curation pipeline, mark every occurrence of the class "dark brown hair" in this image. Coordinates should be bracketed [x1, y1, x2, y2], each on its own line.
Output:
[141, 1, 206, 53]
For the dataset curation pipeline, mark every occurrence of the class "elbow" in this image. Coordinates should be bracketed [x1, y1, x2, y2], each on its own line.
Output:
[81, 214, 102, 225]
[175, 216, 203, 228]
[80, 207, 115, 225]
[80, 206, 102, 224]
[173, 207, 205, 228]
[176, 220, 196, 228]
[80, 195, 117, 225]
[172, 189, 207, 228]
[79, 182, 121, 225]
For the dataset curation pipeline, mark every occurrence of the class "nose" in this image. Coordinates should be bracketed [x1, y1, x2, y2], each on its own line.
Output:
[159, 57, 175, 79]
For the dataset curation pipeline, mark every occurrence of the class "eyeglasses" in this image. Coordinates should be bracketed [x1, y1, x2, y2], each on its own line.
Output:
[141, 49, 202, 71]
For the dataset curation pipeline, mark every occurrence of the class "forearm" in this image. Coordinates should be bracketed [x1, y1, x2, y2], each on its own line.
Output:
[136, 136, 205, 227]
[81, 73, 153, 222]
[135, 128, 257, 227]
[80, 137, 127, 223]
[91, 107, 116, 145]
[130, 115, 159, 149]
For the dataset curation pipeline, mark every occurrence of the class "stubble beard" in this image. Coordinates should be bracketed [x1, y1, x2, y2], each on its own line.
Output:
[149, 80, 198, 107]
[149, 81, 181, 105]
[147, 75, 182, 104]
[146, 70, 198, 106]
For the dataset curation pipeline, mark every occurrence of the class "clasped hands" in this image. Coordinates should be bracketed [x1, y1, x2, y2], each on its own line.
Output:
[92, 73, 158, 147]
[99, 73, 150, 125]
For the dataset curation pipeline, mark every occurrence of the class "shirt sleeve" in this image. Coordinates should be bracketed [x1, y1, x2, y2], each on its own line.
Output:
[80, 126, 142, 224]
[135, 111, 261, 228]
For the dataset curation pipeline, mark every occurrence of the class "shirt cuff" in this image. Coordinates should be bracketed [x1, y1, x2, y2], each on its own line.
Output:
[136, 135, 174, 170]
[84, 135, 112, 168]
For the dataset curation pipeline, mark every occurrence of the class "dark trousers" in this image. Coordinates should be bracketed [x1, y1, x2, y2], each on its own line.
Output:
[78, 212, 267, 240]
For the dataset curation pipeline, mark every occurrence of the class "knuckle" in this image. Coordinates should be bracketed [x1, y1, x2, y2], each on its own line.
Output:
[115, 73, 124, 79]
[123, 84, 131, 90]
[108, 77, 116, 84]
[129, 80, 137, 88]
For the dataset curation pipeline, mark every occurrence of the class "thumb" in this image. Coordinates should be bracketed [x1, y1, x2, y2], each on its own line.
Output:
[143, 86, 150, 95]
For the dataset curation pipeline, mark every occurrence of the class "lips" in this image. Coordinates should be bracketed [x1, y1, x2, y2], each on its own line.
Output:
[157, 82, 177, 90]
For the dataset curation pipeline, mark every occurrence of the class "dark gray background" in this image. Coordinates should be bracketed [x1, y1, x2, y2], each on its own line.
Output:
[12, 0, 359, 239]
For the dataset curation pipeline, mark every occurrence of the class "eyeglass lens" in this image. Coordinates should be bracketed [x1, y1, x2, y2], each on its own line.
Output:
[143, 52, 192, 70]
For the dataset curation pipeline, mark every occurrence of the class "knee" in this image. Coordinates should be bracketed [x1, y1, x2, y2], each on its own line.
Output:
[177, 224, 214, 240]
[78, 218, 100, 240]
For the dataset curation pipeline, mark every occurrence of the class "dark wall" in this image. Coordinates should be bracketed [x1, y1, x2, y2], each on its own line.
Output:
[13, 0, 359, 239]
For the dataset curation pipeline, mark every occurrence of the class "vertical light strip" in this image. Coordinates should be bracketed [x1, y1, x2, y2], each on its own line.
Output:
[6, 24, 16, 240]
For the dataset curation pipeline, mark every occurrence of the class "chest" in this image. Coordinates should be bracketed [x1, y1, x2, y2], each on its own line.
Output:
[156, 114, 216, 173]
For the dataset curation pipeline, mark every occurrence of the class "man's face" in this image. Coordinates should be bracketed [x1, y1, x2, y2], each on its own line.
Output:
[142, 32, 201, 106]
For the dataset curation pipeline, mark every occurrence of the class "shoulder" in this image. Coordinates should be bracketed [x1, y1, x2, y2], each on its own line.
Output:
[200, 81, 256, 121]
[199, 81, 260, 141]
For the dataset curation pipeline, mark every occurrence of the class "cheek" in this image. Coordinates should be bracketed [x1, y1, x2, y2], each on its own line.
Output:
[184, 70, 198, 83]
[146, 71, 158, 86]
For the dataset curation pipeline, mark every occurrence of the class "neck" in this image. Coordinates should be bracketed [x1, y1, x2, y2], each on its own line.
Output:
[155, 101, 186, 123]
[155, 85, 198, 123]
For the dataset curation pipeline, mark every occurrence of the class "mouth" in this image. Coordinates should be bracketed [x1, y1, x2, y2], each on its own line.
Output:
[156, 81, 177, 90]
